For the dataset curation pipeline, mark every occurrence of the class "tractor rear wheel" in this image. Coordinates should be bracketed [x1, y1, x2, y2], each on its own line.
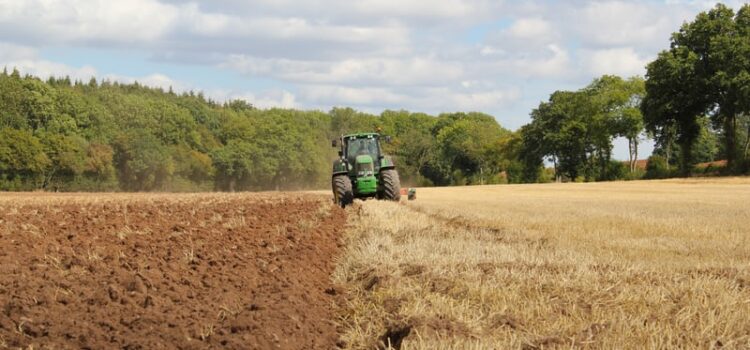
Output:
[381, 169, 401, 201]
[332, 175, 354, 208]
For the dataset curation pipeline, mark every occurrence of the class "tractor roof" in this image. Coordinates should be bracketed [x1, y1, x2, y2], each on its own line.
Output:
[343, 132, 380, 139]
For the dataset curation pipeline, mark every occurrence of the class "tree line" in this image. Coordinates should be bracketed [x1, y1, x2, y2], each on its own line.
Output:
[0, 3, 747, 191]
[0, 69, 520, 191]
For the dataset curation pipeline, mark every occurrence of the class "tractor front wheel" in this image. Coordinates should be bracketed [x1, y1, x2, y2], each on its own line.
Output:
[332, 175, 354, 208]
[381, 169, 401, 201]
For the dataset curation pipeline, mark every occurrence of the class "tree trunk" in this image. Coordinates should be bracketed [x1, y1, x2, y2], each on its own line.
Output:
[604, 147, 611, 179]
[725, 113, 738, 170]
[634, 138, 639, 172]
[552, 156, 561, 183]
[744, 121, 750, 160]
[665, 135, 672, 171]
[42, 167, 57, 190]
[680, 138, 693, 176]
[552, 156, 556, 179]
[627, 137, 634, 172]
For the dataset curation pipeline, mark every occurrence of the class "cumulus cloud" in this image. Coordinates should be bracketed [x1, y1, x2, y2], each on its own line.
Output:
[506, 18, 554, 42]
[0, 0, 177, 45]
[100, 73, 184, 91]
[0, 0, 412, 60]
[221, 56, 465, 86]
[0, 39, 187, 92]
[163, 0, 501, 25]
[209, 89, 298, 109]
[478, 44, 572, 79]
[5, 59, 98, 82]
[580, 47, 651, 77]
[0, 42, 37, 61]
[571, 1, 692, 51]
[298, 84, 521, 113]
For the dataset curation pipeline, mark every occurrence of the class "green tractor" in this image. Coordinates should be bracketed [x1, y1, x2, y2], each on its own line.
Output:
[331, 132, 401, 207]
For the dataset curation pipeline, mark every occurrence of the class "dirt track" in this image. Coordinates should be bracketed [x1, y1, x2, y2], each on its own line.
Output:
[0, 193, 346, 349]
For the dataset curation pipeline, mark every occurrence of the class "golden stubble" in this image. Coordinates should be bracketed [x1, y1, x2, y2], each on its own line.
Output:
[333, 178, 750, 349]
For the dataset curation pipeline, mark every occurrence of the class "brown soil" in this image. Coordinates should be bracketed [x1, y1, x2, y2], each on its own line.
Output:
[0, 193, 346, 349]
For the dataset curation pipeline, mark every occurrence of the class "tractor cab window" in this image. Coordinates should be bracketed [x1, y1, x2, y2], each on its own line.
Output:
[346, 137, 379, 162]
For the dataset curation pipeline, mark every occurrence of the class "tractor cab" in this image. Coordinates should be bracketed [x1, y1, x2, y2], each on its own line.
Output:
[345, 135, 381, 166]
[331, 132, 400, 207]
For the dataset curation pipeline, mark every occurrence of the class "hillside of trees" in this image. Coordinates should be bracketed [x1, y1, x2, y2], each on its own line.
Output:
[0, 69, 520, 191]
[0, 3, 748, 192]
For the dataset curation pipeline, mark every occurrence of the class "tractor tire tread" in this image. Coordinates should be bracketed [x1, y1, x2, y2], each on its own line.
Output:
[332, 175, 354, 208]
[381, 169, 401, 201]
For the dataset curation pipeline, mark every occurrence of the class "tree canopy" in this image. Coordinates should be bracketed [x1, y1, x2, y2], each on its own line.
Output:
[643, 3, 750, 173]
[0, 72, 518, 191]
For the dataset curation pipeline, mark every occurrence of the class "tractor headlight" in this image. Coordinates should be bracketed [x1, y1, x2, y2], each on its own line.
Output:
[358, 171, 365, 176]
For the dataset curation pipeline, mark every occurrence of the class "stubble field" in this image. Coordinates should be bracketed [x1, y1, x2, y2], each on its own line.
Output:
[335, 178, 750, 349]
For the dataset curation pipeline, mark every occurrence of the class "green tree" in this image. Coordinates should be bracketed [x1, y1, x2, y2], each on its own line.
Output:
[38, 132, 87, 189]
[642, 48, 705, 175]
[113, 132, 174, 191]
[0, 128, 50, 188]
[379, 110, 436, 185]
[646, 3, 750, 173]
[704, 4, 750, 170]
[84, 142, 116, 184]
[211, 140, 258, 191]
[590, 76, 646, 173]
[330, 107, 378, 137]
[522, 90, 592, 181]
[21, 78, 57, 130]
[432, 112, 510, 185]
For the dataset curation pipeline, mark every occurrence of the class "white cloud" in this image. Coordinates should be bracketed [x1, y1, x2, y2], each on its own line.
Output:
[221, 55, 464, 86]
[3, 59, 98, 82]
[518, 44, 571, 78]
[480, 44, 571, 78]
[581, 47, 651, 77]
[0, 41, 185, 91]
[507, 18, 553, 41]
[0, 42, 37, 61]
[100, 73, 183, 91]
[0, 0, 177, 44]
[183, 15, 410, 48]
[485, 16, 558, 54]
[345, 0, 487, 20]
[435, 88, 522, 111]
[202, 87, 296, 109]
[0, 0, 412, 60]
[298, 84, 520, 113]
[299, 85, 405, 106]
[171, 0, 500, 25]
[572, 1, 688, 50]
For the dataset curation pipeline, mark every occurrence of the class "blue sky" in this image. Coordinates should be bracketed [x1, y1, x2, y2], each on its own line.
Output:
[1, 0, 747, 159]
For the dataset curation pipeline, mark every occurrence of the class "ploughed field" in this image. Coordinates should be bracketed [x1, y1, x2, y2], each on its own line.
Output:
[0, 193, 346, 349]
